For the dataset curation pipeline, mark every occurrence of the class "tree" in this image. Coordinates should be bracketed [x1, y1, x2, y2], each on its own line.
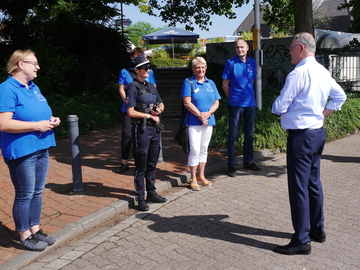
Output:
[312, 0, 332, 30]
[125, 21, 164, 48]
[147, 0, 249, 31]
[0, 0, 134, 95]
[294, 0, 313, 34]
[0, 0, 142, 46]
[338, 0, 360, 33]
[146, 0, 320, 36]
[263, 0, 323, 35]
[209, 37, 227, 43]
[262, 0, 295, 35]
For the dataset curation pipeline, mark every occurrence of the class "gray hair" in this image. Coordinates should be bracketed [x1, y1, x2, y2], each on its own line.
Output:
[191, 57, 207, 69]
[294, 32, 316, 54]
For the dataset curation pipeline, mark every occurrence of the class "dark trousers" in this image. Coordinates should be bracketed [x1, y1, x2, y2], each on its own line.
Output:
[286, 127, 326, 245]
[121, 112, 132, 160]
[132, 125, 161, 200]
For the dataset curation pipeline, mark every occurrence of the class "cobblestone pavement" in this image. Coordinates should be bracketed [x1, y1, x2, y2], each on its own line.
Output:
[18, 133, 360, 270]
[0, 116, 230, 268]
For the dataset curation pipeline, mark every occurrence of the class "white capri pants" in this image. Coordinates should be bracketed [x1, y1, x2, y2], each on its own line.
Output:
[187, 125, 213, 167]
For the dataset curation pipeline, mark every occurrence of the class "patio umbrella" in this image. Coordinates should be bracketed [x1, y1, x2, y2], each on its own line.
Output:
[143, 27, 199, 58]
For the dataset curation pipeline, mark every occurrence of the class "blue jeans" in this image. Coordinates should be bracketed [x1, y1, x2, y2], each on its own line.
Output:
[4, 149, 49, 232]
[227, 105, 255, 167]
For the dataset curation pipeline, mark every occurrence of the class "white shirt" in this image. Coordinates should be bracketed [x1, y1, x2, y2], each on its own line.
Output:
[272, 56, 347, 130]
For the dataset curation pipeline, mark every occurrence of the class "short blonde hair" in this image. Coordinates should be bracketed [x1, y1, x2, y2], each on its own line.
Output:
[6, 49, 35, 76]
[191, 57, 207, 69]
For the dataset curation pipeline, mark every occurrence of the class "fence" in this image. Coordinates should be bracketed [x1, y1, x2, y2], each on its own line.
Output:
[207, 40, 360, 91]
[329, 54, 360, 91]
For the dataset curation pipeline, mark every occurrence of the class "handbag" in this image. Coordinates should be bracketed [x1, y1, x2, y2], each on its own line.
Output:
[175, 108, 190, 155]
[175, 78, 194, 155]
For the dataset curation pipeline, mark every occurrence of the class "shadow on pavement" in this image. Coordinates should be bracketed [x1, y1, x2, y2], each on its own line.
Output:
[144, 214, 292, 251]
[0, 222, 18, 249]
[45, 182, 135, 198]
[321, 154, 360, 163]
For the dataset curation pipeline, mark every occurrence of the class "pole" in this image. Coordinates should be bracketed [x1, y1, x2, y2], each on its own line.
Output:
[120, 0, 124, 37]
[253, 0, 262, 110]
[67, 115, 83, 193]
[172, 38, 175, 58]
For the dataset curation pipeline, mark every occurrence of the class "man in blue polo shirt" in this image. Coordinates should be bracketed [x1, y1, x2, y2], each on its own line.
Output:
[222, 38, 261, 177]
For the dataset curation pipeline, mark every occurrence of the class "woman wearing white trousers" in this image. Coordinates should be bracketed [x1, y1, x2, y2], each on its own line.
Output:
[181, 57, 221, 191]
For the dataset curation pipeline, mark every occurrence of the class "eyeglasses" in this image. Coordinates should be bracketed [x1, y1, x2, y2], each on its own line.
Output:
[139, 67, 150, 71]
[289, 44, 302, 51]
[22, 61, 40, 67]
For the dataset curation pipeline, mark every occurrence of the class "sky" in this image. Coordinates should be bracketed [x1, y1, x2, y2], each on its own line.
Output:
[122, 4, 254, 39]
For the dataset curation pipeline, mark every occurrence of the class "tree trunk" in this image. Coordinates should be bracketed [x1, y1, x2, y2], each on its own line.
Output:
[294, 0, 314, 35]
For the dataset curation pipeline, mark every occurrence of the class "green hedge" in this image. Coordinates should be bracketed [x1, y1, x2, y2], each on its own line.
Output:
[151, 59, 189, 68]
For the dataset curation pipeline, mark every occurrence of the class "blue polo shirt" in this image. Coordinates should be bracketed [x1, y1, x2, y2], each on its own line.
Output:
[118, 68, 156, 113]
[222, 56, 256, 107]
[181, 76, 221, 126]
[0, 76, 56, 159]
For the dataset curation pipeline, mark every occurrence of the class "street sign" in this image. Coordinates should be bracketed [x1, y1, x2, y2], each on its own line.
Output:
[123, 18, 132, 26]
[115, 18, 132, 27]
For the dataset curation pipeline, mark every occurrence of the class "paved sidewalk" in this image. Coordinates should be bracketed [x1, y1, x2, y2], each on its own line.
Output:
[17, 132, 360, 269]
[0, 116, 235, 269]
[1, 114, 359, 269]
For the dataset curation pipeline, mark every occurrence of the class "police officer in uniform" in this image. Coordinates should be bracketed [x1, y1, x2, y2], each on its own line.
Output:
[126, 54, 167, 211]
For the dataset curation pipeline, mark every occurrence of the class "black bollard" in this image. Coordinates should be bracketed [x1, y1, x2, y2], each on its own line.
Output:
[67, 115, 83, 193]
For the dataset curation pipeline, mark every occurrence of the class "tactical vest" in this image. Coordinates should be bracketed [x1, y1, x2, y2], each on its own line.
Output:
[128, 80, 156, 113]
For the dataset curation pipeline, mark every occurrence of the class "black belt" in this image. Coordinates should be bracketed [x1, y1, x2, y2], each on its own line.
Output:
[131, 119, 156, 126]
[287, 127, 323, 134]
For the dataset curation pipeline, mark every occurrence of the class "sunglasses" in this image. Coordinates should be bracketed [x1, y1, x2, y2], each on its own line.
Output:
[139, 66, 151, 71]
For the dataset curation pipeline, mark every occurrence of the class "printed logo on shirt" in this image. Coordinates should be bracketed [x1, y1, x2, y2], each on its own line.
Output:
[206, 84, 214, 92]
[125, 97, 129, 105]
[33, 91, 46, 101]
[247, 64, 253, 73]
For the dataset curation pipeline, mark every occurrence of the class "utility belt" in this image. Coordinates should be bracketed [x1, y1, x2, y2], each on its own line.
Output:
[131, 104, 164, 131]
[131, 118, 164, 132]
[131, 118, 156, 126]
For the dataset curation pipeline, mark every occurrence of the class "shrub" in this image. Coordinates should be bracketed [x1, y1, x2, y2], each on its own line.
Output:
[47, 85, 121, 139]
[211, 85, 360, 153]
[151, 59, 188, 67]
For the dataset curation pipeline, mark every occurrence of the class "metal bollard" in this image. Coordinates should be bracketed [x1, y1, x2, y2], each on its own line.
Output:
[67, 115, 83, 193]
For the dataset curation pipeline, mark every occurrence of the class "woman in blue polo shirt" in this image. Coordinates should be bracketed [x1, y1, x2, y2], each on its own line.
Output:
[0, 50, 60, 251]
[181, 57, 221, 191]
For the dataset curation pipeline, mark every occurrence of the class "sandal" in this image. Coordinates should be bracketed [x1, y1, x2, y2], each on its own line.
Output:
[197, 176, 212, 186]
[189, 179, 200, 191]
